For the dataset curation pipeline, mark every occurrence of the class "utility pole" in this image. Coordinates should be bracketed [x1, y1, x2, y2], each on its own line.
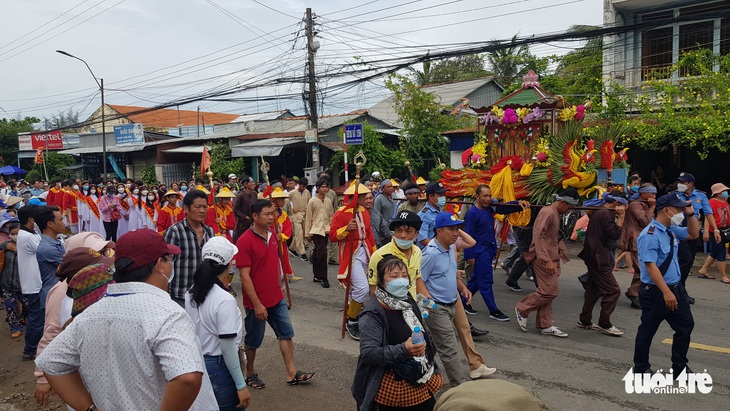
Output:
[305, 7, 320, 170]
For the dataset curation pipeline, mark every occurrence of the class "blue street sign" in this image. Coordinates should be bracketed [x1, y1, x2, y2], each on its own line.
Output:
[344, 123, 364, 145]
[113, 123, 145, 146]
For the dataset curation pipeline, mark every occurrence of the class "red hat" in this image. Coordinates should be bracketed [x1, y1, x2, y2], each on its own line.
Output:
[116, 229, 181, 270]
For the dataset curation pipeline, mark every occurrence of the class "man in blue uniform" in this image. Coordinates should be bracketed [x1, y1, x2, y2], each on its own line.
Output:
[463, 185, 529, 322]
[674, 172, 719, 304]
[634, 193, 699, 378]
[417, 182, 446, 249]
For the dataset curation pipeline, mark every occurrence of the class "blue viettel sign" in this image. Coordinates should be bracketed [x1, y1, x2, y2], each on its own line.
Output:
[113, 123, 144, 146]
[344, 123, 364, 145]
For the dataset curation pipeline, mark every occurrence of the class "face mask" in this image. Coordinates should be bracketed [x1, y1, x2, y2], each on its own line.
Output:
[90, 189, 97, 194]
[394, 238, 413, 249]
[106, 190, 114, 197]
[437, 196, 446, 208]
[72, 185, 79, 190]
[125, 184, 132, 188]
[677, 183, 688, 193]
[141, 190, 148, 196]
[385, 277, 409, 298]
[630, 185, 639, 192]
[153, 189, 158, 193]
[181, 186, 187, 191]
[133, 189, 139, 195]
[669, 210, 685, 226]
[9, 234, 17, 242]
[148, 194, 156, 201]
[117, 188, 125, 194]
[723, 192, 729, 199]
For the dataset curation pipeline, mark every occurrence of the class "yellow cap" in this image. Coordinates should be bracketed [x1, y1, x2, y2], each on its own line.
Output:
[216, 187, 236, 198]
[344, 182, 371, 195]
[271, 187, 289, 199]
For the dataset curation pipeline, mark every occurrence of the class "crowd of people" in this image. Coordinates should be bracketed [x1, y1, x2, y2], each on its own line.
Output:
[0, 167, 718, 410]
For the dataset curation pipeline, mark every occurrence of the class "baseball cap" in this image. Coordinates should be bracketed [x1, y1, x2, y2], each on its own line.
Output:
[57, 247, 114, 280]
[389, 210, 422, 230]
[676, 172, 695, 183]
[655, 193, 691, 211]
[425, 182, 447, 195]
[202, 236, 239, 265]
[228, 173, 238, 179]
[115, 229, 181, 270]
[65, 232, 115, 253]
[434, 212, 464, 229]
[0, 214, 18, 230]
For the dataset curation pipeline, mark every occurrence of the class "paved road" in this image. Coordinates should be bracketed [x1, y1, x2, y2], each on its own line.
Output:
[248, 243, 730, 410]
[1, 243, 727, 411]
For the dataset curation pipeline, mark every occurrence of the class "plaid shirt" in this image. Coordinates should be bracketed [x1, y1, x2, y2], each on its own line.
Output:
[164, 218, 215, 299]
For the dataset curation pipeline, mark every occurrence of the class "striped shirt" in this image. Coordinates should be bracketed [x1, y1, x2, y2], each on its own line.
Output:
[164, 218, 215, 299]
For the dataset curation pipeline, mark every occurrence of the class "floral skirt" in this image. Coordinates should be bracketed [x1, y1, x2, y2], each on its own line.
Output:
[3, 290, 27, 333]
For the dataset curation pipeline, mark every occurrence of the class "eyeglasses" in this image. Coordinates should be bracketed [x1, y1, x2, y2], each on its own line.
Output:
[163, 254, 179, 263]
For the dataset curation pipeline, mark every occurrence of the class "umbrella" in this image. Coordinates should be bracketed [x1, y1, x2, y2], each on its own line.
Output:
[0, 165, 27, 176]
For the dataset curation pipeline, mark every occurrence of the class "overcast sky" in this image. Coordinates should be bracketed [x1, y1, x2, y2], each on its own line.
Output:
[0, 0, 603, 124]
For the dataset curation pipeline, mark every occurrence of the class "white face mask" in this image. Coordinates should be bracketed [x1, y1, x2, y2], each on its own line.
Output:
[90, 189, 97, 194]
[9, 234, 18, 242]
[117, 188, 125, 194]
[141, 190, 148, 196]
[677, 183, 689, 193]
[133, 189, 139, 195]
[72, 185, 79, 190]
[148, 194, 156, 201]
[669, 210, 685, 226]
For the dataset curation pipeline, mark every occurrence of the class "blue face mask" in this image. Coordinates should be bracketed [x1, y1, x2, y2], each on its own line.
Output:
[385, 278, 409, 298]
[630, 185, 639, 192]
[83, 185, 89, 191]
[436, 196, 446, 208]
[394, 238, 413, 249]
[723, 192, 729, 199]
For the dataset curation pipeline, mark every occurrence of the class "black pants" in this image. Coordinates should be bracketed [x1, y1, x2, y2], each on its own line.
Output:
[506, 226, 534, 287]
[311, 234, 328, 281]
[103, 220, 118, 242]
[633, 282, 694, 376]
[579, 264, 620, 329]
[677, 240, 695, 287]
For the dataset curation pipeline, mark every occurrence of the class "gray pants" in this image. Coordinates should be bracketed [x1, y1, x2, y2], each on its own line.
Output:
[424, 303, 470, 386]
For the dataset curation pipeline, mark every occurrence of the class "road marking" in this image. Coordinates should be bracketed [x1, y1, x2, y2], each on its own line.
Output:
[662, 338, 730, 354]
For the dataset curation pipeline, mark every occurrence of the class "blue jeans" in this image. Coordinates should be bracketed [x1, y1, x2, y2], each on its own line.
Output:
[23, 293, 44, 355]
[205, 355, 245, 411]
[244, 298, 295, 349]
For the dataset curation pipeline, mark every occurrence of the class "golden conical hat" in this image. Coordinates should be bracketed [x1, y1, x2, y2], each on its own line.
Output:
[271, 187, 289, 198]
[216, 187, 236, 198]
[416, 177, 427, 185]
[344, 182, 371, 195]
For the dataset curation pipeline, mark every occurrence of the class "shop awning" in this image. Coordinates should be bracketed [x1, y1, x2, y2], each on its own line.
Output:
[231, 137, 304, 157]
[161, 145, 206, 154]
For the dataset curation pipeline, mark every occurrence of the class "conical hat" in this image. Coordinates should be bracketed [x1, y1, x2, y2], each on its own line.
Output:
[216, 187, 236, 198]
[344, 182, 371, 195]
[164, 189, 179, 197]
[271, 187, 289, 198]
[196, 185, 210, 195]
[416, 177, 427, 185]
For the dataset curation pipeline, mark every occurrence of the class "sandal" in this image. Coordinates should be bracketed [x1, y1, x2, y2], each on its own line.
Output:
[246, 374, 266, 389]
[721, 278, 730, 284]
[697, 274, 715, 279]
[287, 370, 315, 385]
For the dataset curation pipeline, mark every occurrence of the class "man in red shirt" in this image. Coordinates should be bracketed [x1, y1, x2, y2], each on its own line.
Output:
[236, 199, 315, 389]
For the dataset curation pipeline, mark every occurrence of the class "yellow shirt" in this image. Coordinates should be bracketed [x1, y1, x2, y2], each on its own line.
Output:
[368, 239, 422, 298]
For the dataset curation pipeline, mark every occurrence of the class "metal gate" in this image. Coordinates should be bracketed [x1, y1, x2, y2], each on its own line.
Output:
[161, 163, 192, 186]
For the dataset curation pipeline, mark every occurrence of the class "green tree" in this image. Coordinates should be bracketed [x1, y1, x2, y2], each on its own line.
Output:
[43, 109, 82, 132]
[26, 151, 76, 181]
[193, 142, 244, 181]
[550, 26, 603, 103]
[621, 50, 730, 159]
[329, 121, 406, 178]
[487, 35, 532, 87]
[0, 116, 39, 166]
[385, 74, 470, 174]
[417, 55, 491, 85]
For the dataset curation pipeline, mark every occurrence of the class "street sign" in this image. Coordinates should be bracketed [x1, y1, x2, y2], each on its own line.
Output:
[344, 123, 364, 145]
[305, 129, 318, 143]
[114, 123, 145, 146]
[18, 131, 64, 150]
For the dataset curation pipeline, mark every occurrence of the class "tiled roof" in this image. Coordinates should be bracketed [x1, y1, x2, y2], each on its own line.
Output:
[108, 105, 240, 128]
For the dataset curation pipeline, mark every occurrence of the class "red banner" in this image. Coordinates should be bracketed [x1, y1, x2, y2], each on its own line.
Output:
[30, 131, 64, 150]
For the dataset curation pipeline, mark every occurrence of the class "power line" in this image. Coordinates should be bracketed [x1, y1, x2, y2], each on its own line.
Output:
[250, 0, 301, 20]
[0, 0, 93, 51]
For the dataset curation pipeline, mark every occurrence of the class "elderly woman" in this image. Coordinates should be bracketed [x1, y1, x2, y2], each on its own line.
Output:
[353, 255, 442, 411]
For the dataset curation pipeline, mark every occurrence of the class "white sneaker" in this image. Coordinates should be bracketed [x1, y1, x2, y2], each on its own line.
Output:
[515, 306, 527, 332]
[599, 326, 624, 337]
[540, 326, 568, 338]
[469, 364, 497, 379]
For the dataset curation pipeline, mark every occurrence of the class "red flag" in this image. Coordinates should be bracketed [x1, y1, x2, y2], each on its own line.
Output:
[201, 144, 211, 178]
[34, 147, 44, 164]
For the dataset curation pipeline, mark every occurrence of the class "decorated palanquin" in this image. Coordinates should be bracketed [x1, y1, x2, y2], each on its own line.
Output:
[442, 71, 629, 206]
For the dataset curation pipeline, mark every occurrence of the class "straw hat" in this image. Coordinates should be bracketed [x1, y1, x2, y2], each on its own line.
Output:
[195, 184, 210, 195]
[3, 195, 23, 207]
[163, 189, 179, 198]
[344, 182, 371, 195]
[271, 187, 289, 199]
[216, 187, 236, 198]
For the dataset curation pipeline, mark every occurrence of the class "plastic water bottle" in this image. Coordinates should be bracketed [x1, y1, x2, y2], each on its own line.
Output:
[411, 327, 426, 361]
[416, 294, 438, 318]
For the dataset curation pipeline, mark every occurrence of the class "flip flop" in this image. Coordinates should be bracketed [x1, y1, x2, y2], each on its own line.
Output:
[246, 374, 266, 389]
[287, 370, 315, 385]
[697, 274, 715, 279]
[721, 279, 730, 284]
